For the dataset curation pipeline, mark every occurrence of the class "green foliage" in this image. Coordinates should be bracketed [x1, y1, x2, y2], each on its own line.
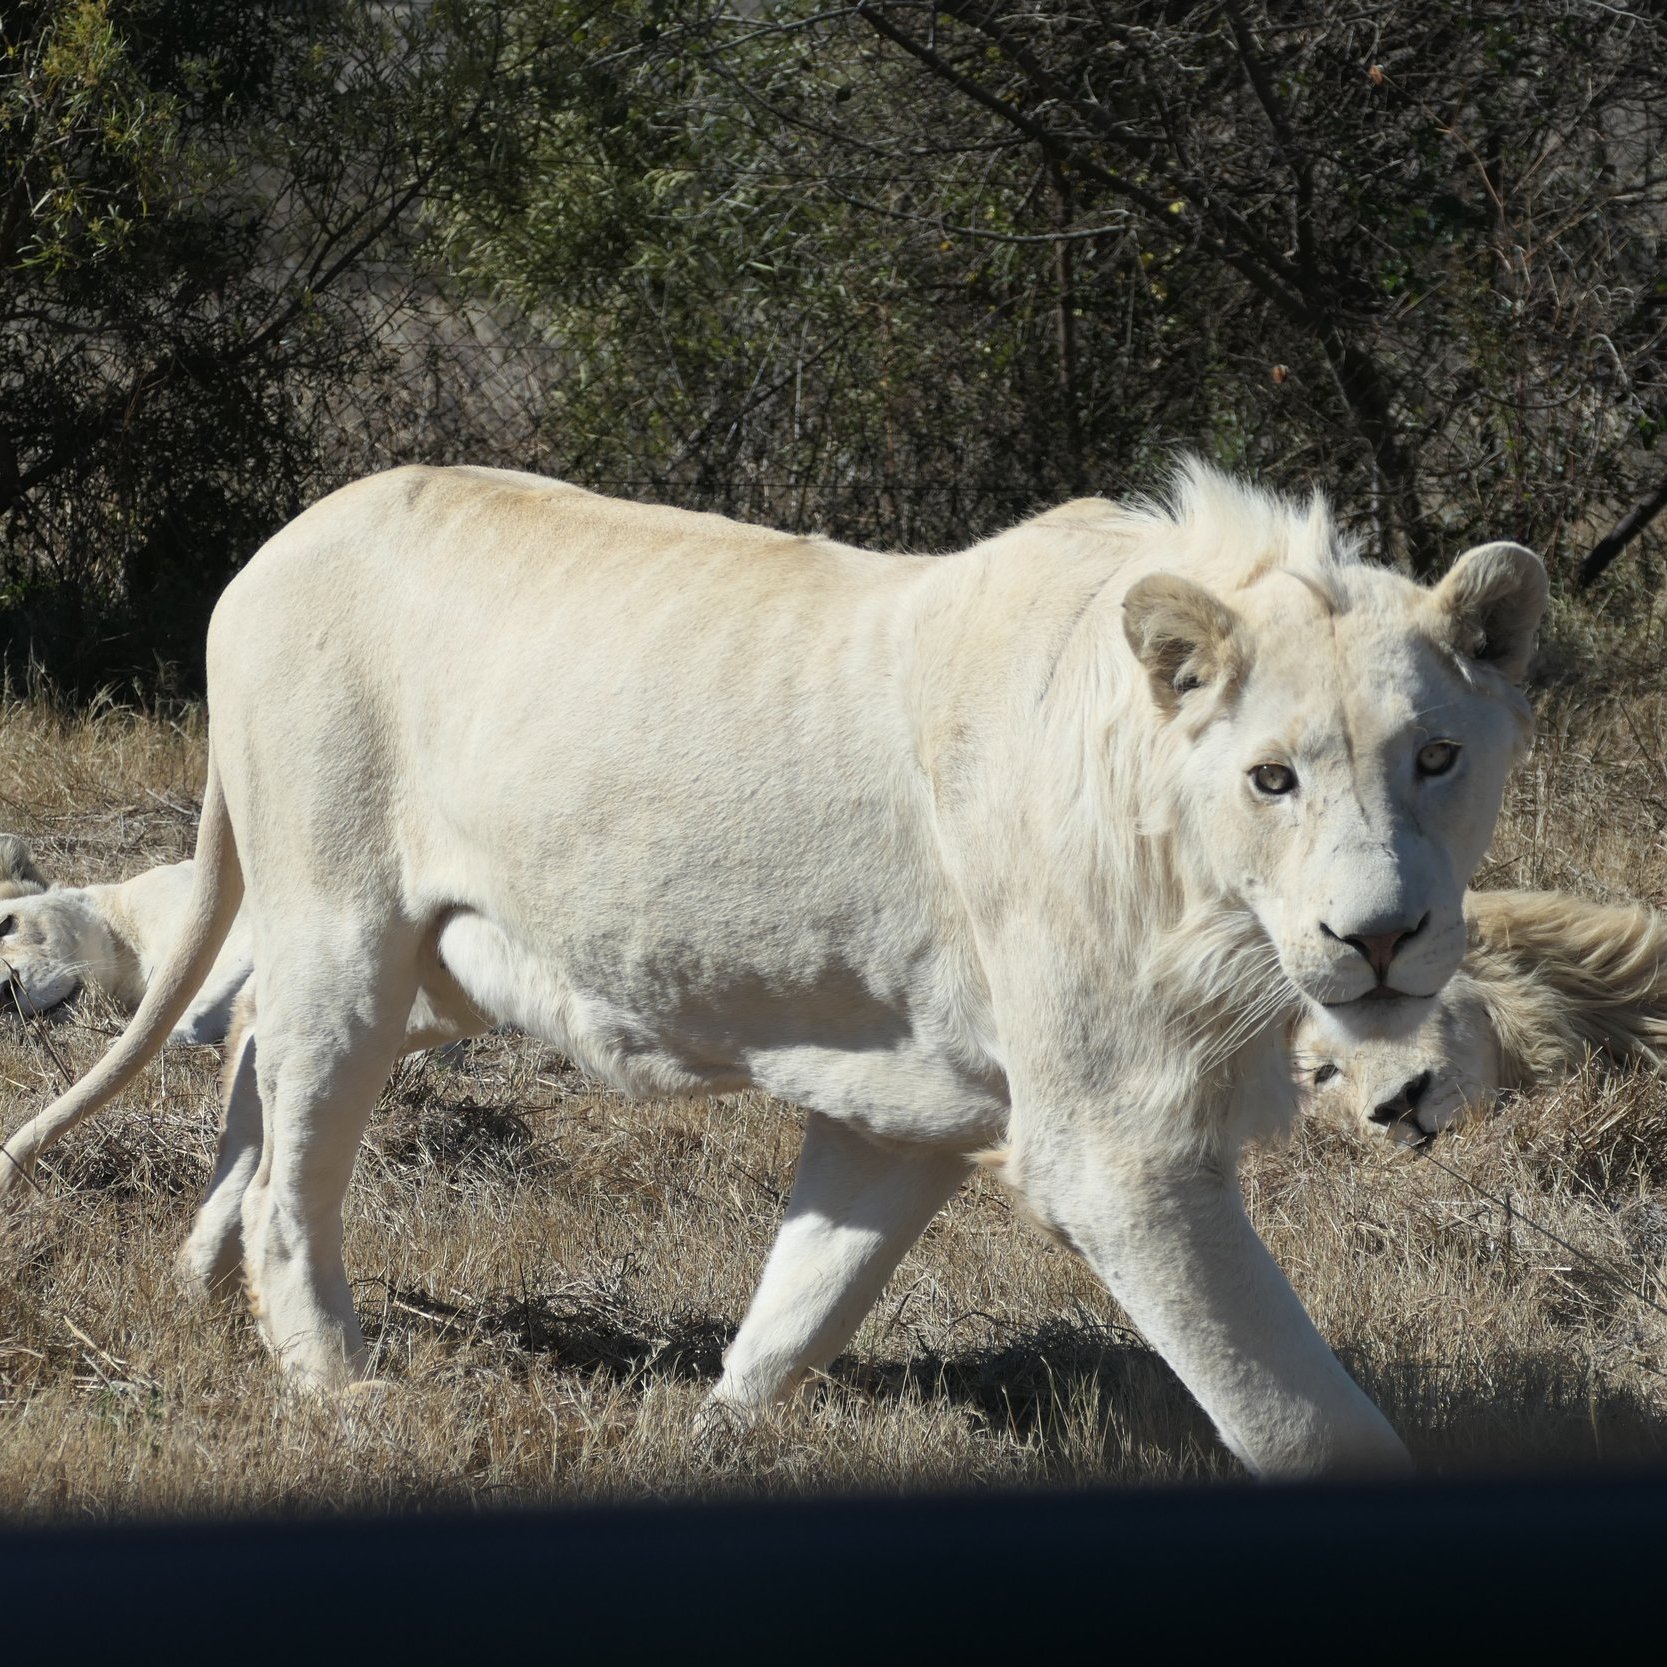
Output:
[4, 0, 1666, 693]
[420, 2, 1667, 573]
[0, 0, 495, 690]
[428, 2, 1124, 546]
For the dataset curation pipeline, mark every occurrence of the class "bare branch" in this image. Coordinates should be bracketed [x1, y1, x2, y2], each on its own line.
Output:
[1580, 475, 1667, 587]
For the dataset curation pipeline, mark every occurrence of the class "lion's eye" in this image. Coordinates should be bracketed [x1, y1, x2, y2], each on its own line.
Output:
[1250, 762, 1297, 796]
[0, 916, 14, 937]
[1417, 740, 1460, 778]
[1312, 1062, 1339, 1085]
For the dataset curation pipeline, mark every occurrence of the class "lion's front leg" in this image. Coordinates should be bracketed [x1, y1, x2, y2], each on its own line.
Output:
[1006, 1135, 1409, 1479]
[709, 1112, 970, 1414]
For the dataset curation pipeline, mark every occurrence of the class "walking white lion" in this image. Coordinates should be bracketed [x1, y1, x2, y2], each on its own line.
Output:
[1296, 888, 1667, 1141]
[0, 462, 1545, 1477]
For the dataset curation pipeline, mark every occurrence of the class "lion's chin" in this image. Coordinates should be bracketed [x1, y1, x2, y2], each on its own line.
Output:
[2, 973, 78, 1016]
[1309, 990, 1440, 1040]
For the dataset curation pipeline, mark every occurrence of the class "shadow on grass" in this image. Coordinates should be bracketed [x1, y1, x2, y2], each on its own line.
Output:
[850, 1317, 1218, 1460]
[38, 1122, 208, 1200]
[1366, 1349, 1667, 1474]
[369, 1276, 1667, 1476]
[363, 1275, 733, 1384]
[364, 1096, 538, 1179]
[369, 1283, 1219, 1467]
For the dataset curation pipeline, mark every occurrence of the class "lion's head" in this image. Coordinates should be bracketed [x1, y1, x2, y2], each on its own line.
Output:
[0, 834, 63, 1009]
[1121, 495, 1545, 1048]
[1290, 978, 1501, 1142]
[0, 888, 114, 1013]
[1287, 886, 1667, 1143]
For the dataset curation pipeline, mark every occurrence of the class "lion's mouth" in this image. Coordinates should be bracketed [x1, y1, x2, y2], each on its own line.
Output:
[1323, 987, 1411, 1008]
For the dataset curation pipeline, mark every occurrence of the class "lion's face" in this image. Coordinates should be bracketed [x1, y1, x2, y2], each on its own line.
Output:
[0, 890, 105, 1012]
[1124, 541, 1544, 1023]
[1196, 587, 1523, 1007]
[1290, 980, 1501, 1142]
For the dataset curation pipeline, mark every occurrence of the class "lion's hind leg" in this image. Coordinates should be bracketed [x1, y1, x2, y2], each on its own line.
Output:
[708, 1112, 969, 1415]
[237, 925, 419, 1391]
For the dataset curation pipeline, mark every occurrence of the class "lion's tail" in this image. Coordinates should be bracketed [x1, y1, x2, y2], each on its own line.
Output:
[0, 748, 245, 1202]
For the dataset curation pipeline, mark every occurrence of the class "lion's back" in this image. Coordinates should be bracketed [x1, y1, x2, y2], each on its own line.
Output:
[204, 470, 948, 977]
[233, 465, 868, 599]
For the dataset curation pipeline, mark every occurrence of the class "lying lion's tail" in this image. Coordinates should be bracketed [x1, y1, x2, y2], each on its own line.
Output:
[0, 748, 244, 1201]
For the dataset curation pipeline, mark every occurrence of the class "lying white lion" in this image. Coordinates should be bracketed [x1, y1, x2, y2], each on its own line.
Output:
[0, 843, 250, 1044]
[1, 461, 1545, 1479]
[1295, 888, 1667, 1142]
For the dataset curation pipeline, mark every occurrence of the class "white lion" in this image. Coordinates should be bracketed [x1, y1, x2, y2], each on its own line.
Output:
[1295, 888, 1667, 1142]
[0, 847, 251, 1044]
[0, 462, 1545, 1478]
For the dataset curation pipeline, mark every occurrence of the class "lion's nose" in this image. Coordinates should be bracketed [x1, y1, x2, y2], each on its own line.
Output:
[1369, 1070, 1433, 1128]
[1323, 913, 1427, 981]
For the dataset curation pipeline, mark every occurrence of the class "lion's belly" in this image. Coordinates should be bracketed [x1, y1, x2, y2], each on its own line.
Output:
[435, 910, 1008, 1146]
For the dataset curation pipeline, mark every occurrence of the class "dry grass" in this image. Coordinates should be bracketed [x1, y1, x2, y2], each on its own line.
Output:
[4, 678, 1667, 1523]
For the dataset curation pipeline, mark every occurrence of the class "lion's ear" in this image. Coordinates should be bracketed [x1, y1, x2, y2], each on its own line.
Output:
[0, 834, 41, 888]
[1432, 542, 1547, 685]
[1122, 574, 1244, 714]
